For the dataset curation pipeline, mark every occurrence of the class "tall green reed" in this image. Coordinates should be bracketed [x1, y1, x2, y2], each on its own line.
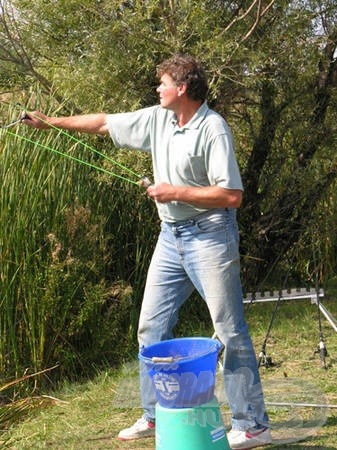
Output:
[1, 127, 80, 374]
[0, 114, 157, 386]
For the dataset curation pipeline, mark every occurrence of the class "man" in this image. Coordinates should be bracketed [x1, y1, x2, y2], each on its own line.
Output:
[23, 54, 272, 449]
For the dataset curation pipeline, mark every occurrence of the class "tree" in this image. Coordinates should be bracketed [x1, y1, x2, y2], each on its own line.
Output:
[232, 1, 337, 287]
[1, 0, 337, 291]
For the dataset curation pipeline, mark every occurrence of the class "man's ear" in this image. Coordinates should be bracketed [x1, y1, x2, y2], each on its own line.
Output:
[177, 83, 187, 97]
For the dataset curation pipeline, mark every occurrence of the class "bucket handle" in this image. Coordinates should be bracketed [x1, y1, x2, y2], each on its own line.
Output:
[150, 342, 222, 364]
[151, 356, 175, 363]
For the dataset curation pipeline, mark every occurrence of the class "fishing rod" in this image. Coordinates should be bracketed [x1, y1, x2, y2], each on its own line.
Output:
[257, 262, 292, 369]
[1, 107, 152, 187]
[0, 110, 29, 128]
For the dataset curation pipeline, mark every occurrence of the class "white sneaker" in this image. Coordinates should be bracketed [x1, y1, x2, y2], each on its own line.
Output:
[118, 417, 155, 441]
[227, 426, 272, 449]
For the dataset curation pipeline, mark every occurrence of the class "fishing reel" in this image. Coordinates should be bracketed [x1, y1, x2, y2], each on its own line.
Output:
[138, 176, 152, 188]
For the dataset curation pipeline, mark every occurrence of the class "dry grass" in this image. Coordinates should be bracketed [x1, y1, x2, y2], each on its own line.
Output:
[1, 298, 337, 449]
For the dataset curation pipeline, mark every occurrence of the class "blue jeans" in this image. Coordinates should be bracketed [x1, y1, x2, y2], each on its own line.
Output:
[138, 208, 269, 430]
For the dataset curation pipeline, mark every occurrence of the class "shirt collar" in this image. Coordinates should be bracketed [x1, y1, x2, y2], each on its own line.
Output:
[171, 101, 209, 130]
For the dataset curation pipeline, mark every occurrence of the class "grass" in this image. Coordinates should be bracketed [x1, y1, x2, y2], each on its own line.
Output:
[1, 297, 337, 449]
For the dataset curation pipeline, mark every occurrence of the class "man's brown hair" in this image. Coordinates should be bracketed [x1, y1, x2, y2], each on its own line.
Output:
[157, 54, 208, 102]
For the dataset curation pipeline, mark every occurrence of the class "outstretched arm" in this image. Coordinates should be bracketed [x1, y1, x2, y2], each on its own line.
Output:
[22, 111, 110, 135]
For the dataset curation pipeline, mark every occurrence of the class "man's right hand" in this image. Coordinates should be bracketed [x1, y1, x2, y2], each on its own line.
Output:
[21, 111, 51, 129]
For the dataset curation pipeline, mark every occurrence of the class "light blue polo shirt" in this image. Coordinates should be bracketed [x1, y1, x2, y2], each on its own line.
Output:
[106, 102, 243, 222]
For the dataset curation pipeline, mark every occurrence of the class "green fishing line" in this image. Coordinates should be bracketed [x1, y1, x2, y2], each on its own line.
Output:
[4, 129, 139, 185]
[12, 103, 143, 181]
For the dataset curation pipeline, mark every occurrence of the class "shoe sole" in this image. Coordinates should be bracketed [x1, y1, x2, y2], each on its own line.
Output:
[118, 433, 155, 441]
[232, 443, 272, 450]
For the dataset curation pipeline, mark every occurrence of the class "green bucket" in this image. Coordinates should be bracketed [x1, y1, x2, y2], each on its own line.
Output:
[155, 398, 230, 450]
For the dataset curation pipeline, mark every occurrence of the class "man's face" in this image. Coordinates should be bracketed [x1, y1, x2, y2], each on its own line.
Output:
[156, 73, 180, 110]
